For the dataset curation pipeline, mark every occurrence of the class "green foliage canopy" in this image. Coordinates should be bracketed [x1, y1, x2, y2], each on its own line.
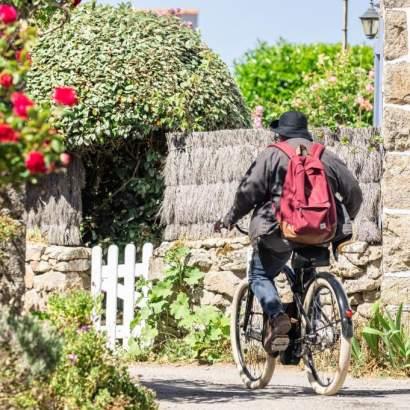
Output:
[27, 3, 250, 248]
[235, 40, 374, 128]
[28, 3, 250, 149]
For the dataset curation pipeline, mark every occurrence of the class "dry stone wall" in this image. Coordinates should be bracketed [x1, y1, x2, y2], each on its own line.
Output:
[150, 238, 383, 322]
[382, 0, 410, 325]
[24, 242, 91, 311]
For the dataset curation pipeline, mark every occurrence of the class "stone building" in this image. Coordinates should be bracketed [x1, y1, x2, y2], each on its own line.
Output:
[380, 0, 410, 323]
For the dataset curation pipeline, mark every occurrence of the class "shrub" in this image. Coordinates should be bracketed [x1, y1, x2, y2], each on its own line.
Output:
[28, 3, 250, 248]
[235, 40, 374, 127]
[0, 292, 158, 409]
[46, 291, 158, 410]
[351, 303, 410, 377]
[130, 245, 230, 364]
[0, 306, 62, 409]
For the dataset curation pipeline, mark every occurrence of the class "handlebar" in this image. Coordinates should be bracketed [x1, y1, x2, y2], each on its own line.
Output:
[235, 224, 248, 236]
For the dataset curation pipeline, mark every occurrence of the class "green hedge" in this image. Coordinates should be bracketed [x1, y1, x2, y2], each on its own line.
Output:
[28, 3, 250, 149]
[235, 40, 374, 127]
[28, 3, 250, 248]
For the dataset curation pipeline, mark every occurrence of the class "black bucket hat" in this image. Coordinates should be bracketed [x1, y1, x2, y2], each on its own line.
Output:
[270, 111, 313, 141]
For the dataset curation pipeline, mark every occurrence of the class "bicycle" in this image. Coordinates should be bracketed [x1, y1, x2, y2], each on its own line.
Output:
[230, 224, 353, 396]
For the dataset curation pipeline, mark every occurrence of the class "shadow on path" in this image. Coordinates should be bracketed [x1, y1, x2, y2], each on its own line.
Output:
[140, 377, 410, 405]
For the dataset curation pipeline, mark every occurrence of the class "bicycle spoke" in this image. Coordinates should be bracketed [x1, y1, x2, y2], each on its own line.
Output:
[305, 285, 343, 387]
[238, 288, 266, 380]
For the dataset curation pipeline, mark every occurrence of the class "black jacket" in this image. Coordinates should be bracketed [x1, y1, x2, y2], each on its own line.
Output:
[224, 138, 363, 243]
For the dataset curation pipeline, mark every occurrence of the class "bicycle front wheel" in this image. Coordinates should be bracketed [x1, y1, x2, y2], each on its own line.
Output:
[230, 279, 275, 389]
[301, 274, 352, 395]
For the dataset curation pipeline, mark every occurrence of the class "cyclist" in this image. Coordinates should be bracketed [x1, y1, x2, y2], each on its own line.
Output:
[217, 111, 362, 355]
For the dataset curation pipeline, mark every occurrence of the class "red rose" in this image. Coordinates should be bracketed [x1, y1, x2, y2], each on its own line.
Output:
[0, 72, 12, 88]
[25, 151, 47, 174]
[72, 0, 81, 6]
[0, 4, 17, 24]
[11, 92, 34, 119]
[0, 123, 19, 143]
[60, 153, 71, 167]
[53, 86, 78, 106]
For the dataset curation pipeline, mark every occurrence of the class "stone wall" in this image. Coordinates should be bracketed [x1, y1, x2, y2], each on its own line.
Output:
[151, 238, 383, 322]
[24, 242, 91, 311]
[381, 0, 410, 325]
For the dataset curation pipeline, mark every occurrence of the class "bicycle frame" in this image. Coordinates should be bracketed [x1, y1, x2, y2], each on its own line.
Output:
[243, 247, 353, 347]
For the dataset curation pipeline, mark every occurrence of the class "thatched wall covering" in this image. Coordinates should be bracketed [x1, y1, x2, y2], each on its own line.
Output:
[162, 128, 382, 243]
[25, 156, 85, 246]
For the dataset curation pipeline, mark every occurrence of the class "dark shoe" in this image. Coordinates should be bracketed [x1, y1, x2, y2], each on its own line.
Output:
[263, 313, 291, 355]
[280, 323, 301, 365]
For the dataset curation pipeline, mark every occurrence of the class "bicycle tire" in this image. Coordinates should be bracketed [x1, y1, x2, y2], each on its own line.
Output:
[230, 279, 275, 389]
[301, 275, 352, 395]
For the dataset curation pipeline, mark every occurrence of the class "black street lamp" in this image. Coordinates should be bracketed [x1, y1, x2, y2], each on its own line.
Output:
[360, 1, 380, 39]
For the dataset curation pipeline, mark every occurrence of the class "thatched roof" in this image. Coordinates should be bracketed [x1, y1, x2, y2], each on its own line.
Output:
[162, 127, 382, 243]
[25, 156, 85, 246]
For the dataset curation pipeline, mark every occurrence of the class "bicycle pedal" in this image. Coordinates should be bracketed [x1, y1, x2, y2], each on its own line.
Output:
[271, 336, 289, 352]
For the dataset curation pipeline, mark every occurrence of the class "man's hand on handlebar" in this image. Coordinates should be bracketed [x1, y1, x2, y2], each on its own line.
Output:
[214, 218, 233, 233]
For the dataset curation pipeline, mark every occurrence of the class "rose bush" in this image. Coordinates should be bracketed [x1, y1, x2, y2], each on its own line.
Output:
[0, 1, 79, 185]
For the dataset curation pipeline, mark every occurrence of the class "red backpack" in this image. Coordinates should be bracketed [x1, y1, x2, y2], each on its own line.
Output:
[271, 141, 337, 245]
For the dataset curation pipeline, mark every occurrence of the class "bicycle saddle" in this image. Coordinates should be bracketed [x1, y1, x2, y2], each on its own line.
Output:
[291, 247, 330, 269]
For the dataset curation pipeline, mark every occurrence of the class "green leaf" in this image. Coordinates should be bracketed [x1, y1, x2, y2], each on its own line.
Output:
[184, 268, 204, 286]
[170, 292, 190, 320]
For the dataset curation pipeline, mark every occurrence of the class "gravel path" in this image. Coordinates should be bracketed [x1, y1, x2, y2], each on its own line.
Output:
[131, 363, 410, 410]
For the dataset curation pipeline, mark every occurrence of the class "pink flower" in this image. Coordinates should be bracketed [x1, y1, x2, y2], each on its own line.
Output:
[0, 123, 19, 143]
[77, 324, 90, 333]
[0, 4, 17, 24]
[0, 72, 12, 88]
[53, 86, 78, 106]
[67, 353, 78, 364]
[328, 76, 337, 84]
[254, 105, 264, 115]
[60, 153, 71, 167]
[366, 84, 374, 93]
[362, 99, 373, 112]
[11, 92, 34, 119]
[356, 95, 365, 105]
[25, 151, 47, 174]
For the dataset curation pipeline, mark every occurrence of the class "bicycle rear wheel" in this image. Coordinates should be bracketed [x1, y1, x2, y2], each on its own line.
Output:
[302, 274, 352, 395]
[231, 279, 275, 389]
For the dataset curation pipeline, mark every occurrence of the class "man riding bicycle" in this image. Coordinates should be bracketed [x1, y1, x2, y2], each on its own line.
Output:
[218, 111, 362, 355]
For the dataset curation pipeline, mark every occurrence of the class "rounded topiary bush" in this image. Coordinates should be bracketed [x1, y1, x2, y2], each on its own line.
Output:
[27, 3, 250, 248]
[28, 3, 250, 148]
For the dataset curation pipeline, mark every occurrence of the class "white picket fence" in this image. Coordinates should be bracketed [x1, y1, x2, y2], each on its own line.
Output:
[91, 243, 153, 349]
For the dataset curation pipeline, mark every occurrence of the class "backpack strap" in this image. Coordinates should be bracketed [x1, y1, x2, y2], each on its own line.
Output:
[309, 143, 325, 159]
[268, 141, 297, 159]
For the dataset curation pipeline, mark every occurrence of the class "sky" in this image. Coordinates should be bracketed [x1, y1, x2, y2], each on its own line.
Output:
[99, 0, 374, 67]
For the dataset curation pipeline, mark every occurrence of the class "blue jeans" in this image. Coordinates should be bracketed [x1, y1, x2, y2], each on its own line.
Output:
[249, 235, 292, 319]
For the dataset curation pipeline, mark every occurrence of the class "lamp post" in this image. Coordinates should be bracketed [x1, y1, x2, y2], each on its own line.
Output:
[360, 1, 382, 128]
[360, 1, 380, 39]
[342, 0, 349, 50]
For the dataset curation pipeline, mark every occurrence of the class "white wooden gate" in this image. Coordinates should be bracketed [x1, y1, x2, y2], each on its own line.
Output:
[91, 243, 153, 349]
